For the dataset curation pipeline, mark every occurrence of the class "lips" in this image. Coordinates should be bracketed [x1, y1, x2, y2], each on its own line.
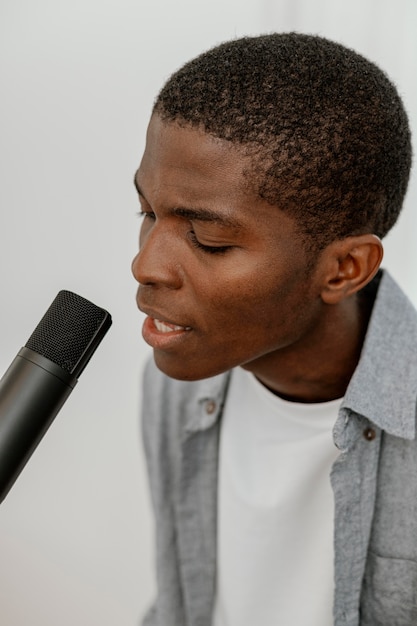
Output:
[139, 304, 193, 350]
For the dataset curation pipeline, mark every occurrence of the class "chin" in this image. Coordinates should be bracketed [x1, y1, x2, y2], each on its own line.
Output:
[153, 351, 227, 382]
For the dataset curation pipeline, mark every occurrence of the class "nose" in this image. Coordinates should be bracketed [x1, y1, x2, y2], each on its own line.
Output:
[131, 222, 183, 289]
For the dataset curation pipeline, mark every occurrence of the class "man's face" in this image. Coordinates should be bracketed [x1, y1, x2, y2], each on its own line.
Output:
[132, 114, 325, 382]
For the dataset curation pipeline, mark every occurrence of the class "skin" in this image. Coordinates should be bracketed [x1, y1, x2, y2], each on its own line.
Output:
[131, 114, 383, 402]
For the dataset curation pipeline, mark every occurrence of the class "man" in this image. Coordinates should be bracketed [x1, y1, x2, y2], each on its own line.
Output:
[131, 33, 415, 626]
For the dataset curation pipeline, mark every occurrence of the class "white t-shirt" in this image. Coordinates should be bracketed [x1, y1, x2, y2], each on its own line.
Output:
[212, 367, 341, 626]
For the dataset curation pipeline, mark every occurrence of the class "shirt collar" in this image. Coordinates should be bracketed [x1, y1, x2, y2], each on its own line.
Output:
[342, 270, 417, 440]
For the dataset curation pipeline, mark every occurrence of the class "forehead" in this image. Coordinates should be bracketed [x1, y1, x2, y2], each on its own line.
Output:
[136, 114, 256, 209]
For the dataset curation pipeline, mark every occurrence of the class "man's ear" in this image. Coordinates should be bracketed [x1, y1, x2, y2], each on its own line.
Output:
[320, 234, 384, 305]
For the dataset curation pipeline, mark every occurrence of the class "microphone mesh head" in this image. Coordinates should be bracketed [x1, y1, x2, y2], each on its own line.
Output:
[25, 291, 110, 374]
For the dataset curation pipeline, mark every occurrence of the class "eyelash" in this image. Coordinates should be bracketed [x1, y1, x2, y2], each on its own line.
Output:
[137, 211, 231, 255]
[137, 210, 154, 220]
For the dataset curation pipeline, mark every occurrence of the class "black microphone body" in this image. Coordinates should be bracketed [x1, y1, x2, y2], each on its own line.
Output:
[0, 291, 112, 503]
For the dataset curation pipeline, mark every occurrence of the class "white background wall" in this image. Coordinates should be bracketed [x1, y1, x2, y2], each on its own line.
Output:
[0, 1, 415, 624]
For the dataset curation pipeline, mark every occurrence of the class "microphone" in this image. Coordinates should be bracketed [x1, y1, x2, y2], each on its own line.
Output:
[0, 290, 112, 503]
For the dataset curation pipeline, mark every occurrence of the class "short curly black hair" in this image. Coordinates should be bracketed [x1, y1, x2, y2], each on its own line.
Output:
[154, 33, 412, 251]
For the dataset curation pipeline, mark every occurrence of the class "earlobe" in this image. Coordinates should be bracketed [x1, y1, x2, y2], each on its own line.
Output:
[320, 234, 384, 305]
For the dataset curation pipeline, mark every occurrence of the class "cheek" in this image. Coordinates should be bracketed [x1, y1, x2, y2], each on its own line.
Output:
[199, 268, 305, 334]
[234, 279, 319, 358]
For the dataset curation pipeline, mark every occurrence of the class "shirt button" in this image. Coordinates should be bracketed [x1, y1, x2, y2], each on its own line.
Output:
[363, 427, 376, 441]
[205, 400, 217, 415]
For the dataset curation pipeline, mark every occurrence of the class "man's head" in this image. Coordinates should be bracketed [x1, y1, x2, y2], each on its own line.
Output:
[132, 34, 411, 397]
[153, 33, 412, 253]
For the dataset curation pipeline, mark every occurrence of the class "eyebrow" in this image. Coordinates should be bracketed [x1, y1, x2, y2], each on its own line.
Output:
[134, 176, 243, 231]
[173, 207, 242, 230]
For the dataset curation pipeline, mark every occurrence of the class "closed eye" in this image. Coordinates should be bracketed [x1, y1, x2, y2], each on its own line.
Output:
[137, 210, 233, 254]
[188, 231, 232, 255]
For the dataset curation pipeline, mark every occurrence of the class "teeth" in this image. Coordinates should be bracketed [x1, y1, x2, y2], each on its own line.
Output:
[154, 318, 187, 333]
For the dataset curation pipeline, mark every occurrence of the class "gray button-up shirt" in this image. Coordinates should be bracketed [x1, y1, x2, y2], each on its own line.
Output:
[141, 270, 417, 626]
